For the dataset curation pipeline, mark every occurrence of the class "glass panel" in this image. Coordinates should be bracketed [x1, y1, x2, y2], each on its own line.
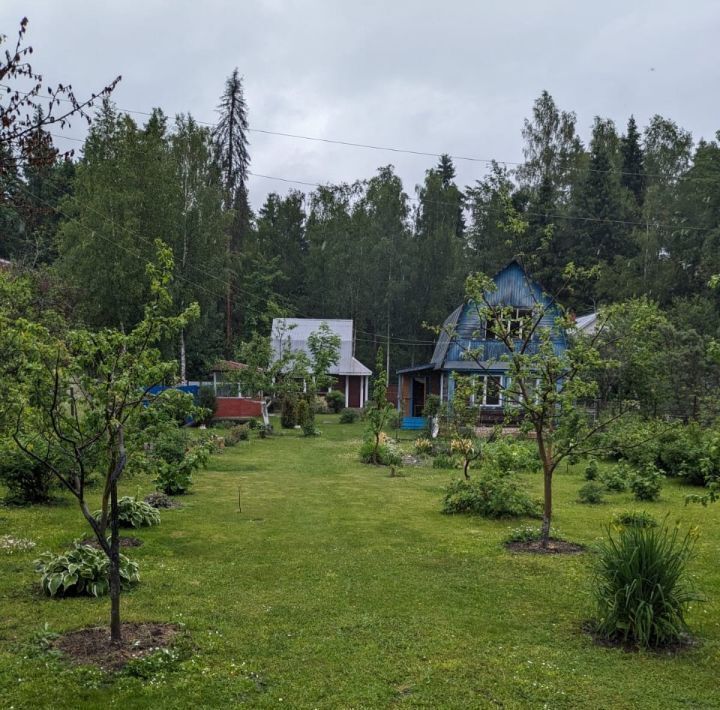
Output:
[485, 376, 501, 406]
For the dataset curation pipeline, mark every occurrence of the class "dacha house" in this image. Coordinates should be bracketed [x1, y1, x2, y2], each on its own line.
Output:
[396, 261, 569, 425]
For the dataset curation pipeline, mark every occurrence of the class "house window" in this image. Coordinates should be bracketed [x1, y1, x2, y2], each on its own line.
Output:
[486, 309, 533, 340]
[470, 375, 502, 406]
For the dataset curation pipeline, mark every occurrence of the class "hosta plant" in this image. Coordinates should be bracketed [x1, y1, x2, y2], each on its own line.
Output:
[95, 496, 160, 528]
[35, 544, 139, 597]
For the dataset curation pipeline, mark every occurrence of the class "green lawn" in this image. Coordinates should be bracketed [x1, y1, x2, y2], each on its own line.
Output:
[1, 416, 719, 709]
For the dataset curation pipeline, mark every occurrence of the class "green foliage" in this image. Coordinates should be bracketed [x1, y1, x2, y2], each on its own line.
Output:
[432, 454, 458, 469]
[578, 481, 605, 505]
[326, 390, 345, 414]
[153, 437, 211, 495]
[584, 458, 599, 481]
[592, 522, 699, 648]
[197, 386, 217, 424]
[224, 424, 250, 446]
[359, 434, 401, 467]
[505, 525, 564, 544]
[95, 496, 160, 528]
[611, 510, 658, 529]
[599, 416, 660, 468]
[280, 395, 297, 429]
[484, 437, 540, 474]
[656, 423, 720, 486]
[441, 472, 540, 518]
[362, 349, 395, 464]
[35, 543, 139, 597]
[423, 394, 441, 418]
[414, 438, 434, 455]
[339, 408, 358, 424]
[600, 463, 630, 492]
[297, 397, 319, 436]
[630, 464, 663, 502]
[0, 440, 57, 504]
[144, 492, 176, 509]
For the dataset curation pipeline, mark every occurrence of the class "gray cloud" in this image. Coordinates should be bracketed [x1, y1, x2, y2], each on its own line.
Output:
[3, 0, 719, 207]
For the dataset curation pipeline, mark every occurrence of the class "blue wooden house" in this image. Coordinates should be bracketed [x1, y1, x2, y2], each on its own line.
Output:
[396, 261, 567, 426]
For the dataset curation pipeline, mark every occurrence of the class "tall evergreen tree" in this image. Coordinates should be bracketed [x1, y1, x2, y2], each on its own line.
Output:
[213, 69, 251, 352]
[620, 115, 645, 207]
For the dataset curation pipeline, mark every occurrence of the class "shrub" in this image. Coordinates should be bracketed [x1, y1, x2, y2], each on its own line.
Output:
[95, 496, 160, 528]
[325, 390, 346, 414]
[385, 408, 402, 430]
[601, 463, 629, 492]
[578, 481, 605, 504]
[656, 423, 720, 486]
[441, 472, 541, 518]
[630, 464, 663, 502]
[146, 429, 212, 495]
[144, 492, 176, 509]
[339, 408, 358, 424]
[297, 398, 319, 436]
[0, 442, 56, 504]
[359, 433, 402, 466]
[35, 543, 139, 597]
[247, 417, 261, 430]
[591, 521, 699, 648]
[584, 458, 599, 481]
[600, 416, 660, 467]
[280, 395, 297, 428]
[197, 386, 217, 425]
[423, 394, 441, 419]
[611, 510, 658, 529]
[224, 424, 249, 446]
[485, 437, 540, 474]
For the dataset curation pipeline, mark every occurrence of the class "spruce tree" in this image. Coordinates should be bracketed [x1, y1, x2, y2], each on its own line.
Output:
[620, 116, 645, 207]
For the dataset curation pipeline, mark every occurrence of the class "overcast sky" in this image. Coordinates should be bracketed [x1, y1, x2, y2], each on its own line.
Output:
[3, 1, 719, 208]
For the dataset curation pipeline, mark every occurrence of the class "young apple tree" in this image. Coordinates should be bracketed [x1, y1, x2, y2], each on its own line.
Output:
[8, 242, 197, 642]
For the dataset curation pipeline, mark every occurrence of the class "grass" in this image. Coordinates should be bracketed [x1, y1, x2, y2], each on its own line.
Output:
[1, 415, 719, 708]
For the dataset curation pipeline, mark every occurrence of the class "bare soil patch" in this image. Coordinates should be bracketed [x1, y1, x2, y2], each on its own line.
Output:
[505, 538, 585, 554]
[54, 622, 179, 669]
[581, 621, 698, 655]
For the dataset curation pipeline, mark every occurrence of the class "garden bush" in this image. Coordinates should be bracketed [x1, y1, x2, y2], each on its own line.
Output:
[578, 481, 605, 504]
[339, 408, 358, 424]
[35, 543, 139, 597]
[656, 423, 720, 486]
[591, 521, 699, 648]
[359, 433, 402, 466]
[505, 525, 564, 544]
[0, 441, 57, 504]
[600, 416, 661, 467]
[224, 424, 249, 446]
[325, 390, 346, 414]
[485, 437, 540, 474]
[297, 398, 319, 436]
[144, 492, 176, 509]
[600, 463, 630, 492]
[95, 496, 160, 528]
[442, 471, 541, 518]
[611, 510, 658, 529]
[584, 458, 599, 481]
[280, 395, 297, 429]
[630, 464, 663, 501]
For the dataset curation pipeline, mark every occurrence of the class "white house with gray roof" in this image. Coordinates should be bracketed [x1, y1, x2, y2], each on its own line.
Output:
[270, 318, 372, 408]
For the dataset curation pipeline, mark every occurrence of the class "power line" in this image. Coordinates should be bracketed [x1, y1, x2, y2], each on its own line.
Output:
[3, 82, 706, 181]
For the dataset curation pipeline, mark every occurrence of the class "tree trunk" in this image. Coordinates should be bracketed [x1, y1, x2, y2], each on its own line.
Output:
[536, 431, 553, 548]
[463, 458, 470, 479]
[179, 328, 187, 384]
[109, 479, 122, 643]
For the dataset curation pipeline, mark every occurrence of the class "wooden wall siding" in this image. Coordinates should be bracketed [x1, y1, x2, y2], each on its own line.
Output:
[215, 397, 263, 419]
[446, 262, 566, 364]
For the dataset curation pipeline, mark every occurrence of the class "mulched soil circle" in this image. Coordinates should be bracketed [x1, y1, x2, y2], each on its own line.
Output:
[505, 538, 585, 554]
[79, 536, 143, 549]
[53, 622, 179, 670]
[581, 621, 698, 655]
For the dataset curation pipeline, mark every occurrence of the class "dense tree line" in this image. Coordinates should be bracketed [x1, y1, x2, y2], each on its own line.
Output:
[3, 84, 720, 399]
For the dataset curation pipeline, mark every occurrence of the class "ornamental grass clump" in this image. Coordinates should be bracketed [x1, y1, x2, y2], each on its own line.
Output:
[591, 521, 700, 648]
[35, 543, 139, 597]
